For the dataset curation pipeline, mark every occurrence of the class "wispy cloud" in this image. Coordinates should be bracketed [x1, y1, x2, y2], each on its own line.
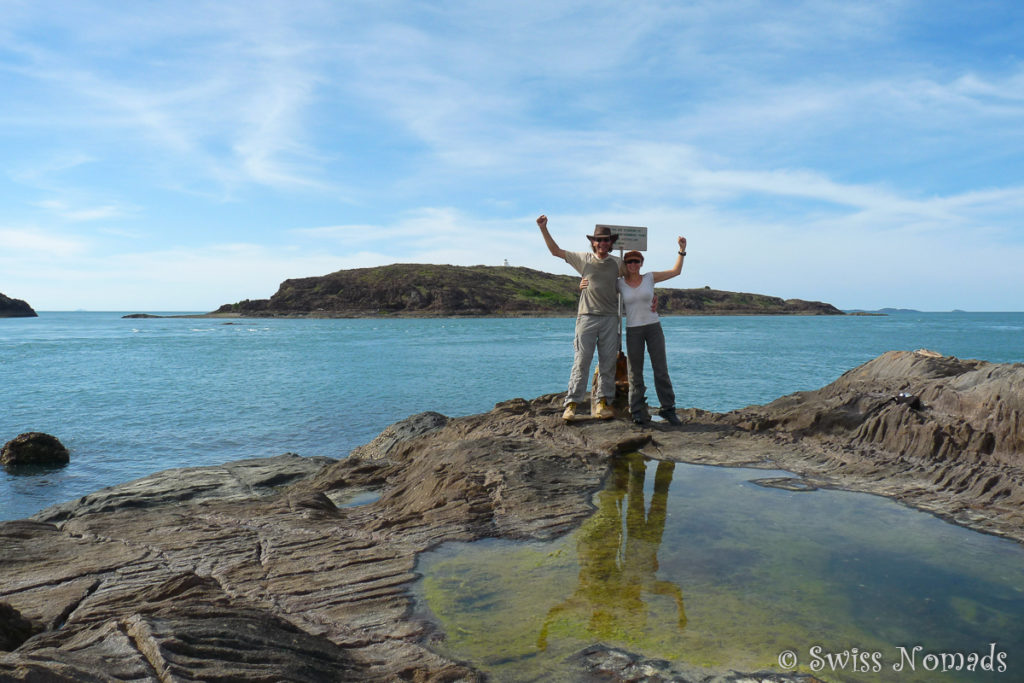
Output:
[33, 200, 130, 222]
[0, 3, 342, 195]
[0, 227, 86, 257]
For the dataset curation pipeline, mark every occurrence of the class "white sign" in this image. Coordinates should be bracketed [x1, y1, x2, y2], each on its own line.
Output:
[597, 224, 647, 251]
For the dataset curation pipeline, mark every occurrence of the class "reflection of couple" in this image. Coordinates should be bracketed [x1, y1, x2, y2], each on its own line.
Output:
[536, 215, 687, 424]
[537, 453, 685, 650]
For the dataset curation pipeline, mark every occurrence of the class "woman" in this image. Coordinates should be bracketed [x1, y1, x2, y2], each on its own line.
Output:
[617, 237, 687, 425]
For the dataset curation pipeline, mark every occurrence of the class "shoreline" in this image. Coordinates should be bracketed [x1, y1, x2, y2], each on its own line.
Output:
[123, 310, 849, 319]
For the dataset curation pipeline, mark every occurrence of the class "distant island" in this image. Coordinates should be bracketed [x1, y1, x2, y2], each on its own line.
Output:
[847, 307, 922, 315]
[205, 264, 842, 318]
[0, 292, 37, 318]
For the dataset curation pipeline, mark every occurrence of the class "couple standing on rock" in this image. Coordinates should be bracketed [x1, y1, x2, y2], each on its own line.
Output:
[537, 215, 687, 425]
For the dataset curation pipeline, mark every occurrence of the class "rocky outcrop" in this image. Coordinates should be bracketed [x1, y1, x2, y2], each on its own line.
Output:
[209, 263, 843, 317]
[1, 352, 1020, 680]
[0, 293, 36, 318]
[2, 433, 70, 469]
[712, 349, 1024, 537]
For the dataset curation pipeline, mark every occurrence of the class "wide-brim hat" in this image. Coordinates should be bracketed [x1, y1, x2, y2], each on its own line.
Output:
[587, 225, 619, 243]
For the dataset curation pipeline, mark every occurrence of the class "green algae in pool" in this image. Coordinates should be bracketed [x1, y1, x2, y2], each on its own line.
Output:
[412, 453, 1024, 682]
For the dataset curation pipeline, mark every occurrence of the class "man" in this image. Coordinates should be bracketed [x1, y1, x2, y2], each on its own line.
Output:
[537, 214, 625, 420]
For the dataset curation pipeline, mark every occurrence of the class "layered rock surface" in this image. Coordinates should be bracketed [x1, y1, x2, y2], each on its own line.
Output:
[714, 349, 1024, 537]
[2, 351, 1020, 681]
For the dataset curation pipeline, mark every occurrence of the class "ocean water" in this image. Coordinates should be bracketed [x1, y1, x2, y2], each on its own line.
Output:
[2, 311, 1023, 521]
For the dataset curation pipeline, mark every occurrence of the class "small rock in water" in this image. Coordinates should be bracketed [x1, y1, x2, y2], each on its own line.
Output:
[750, 477, 818, 492]
[1, 432, 70, 469]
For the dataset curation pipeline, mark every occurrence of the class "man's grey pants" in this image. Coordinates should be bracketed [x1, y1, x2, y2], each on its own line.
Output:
[566, 314, 619, 404]
[625, 322, 675, 415]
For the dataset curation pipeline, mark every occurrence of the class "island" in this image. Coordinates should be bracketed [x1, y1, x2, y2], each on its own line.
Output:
[0, 292, 37, 318]
[2, 350, 1020, 680]
[206, 263, 842, 318]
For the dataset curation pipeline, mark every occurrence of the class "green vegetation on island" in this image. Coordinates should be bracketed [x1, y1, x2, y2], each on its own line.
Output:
[210, 264, 843, 318]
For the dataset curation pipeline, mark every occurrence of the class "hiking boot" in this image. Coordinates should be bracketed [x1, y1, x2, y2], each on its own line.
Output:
[594, 398, 615, 420]
[632, 414, 649, 425]
[658, 407, 682, 426]
[562, 402, 577, 421]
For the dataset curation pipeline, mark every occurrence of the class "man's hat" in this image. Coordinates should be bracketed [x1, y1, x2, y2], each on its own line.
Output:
[587, 225, 619, 243]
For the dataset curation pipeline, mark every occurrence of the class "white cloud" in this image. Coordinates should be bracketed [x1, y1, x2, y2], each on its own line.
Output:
[0, 227, 86, 257]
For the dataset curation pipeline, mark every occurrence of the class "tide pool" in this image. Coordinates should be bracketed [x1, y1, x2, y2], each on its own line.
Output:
[414, 454, 1024, 682]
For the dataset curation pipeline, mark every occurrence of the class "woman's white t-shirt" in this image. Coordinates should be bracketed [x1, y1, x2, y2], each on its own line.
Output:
[617, 272, 659, 328]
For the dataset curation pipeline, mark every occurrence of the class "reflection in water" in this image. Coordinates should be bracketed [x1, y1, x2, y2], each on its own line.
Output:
[538, 453, 685, 649]
[416, 457, 1024, 682]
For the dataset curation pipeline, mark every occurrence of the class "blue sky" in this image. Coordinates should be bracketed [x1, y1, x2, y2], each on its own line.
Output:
[1, 1, 1022, 311]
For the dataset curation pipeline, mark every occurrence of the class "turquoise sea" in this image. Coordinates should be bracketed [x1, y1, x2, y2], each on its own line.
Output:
[2, 311, 1023, 521]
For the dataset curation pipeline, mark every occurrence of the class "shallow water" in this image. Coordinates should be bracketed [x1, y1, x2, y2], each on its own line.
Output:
[414, 454, 1024, 682]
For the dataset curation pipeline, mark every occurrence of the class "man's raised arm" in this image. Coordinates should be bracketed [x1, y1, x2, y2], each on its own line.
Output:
[537, 214, 566, 259]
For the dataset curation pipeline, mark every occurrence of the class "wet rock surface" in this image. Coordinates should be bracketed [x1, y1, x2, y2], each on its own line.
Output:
[568, 645, 825, 682]
[1, 351, 1021, 680]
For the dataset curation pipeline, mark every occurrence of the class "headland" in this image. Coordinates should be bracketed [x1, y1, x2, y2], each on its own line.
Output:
[0, 293, 37, 318]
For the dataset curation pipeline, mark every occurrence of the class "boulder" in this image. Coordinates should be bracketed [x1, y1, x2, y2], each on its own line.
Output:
[1, 433, 70, 468]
